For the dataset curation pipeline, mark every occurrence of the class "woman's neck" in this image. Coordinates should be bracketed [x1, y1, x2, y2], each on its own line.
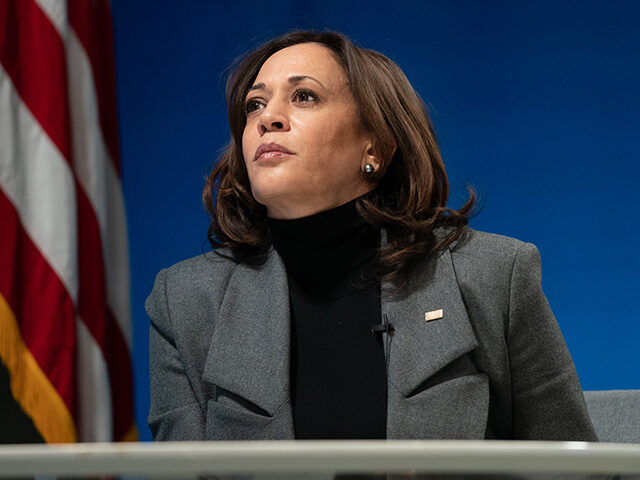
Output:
[266, 195, 379, 285]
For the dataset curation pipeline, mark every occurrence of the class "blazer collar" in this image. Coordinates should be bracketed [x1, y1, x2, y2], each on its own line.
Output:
[203, 232, 477, 416]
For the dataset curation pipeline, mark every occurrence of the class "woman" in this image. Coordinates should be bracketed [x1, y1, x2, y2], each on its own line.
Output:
[146, 30, 597, 443]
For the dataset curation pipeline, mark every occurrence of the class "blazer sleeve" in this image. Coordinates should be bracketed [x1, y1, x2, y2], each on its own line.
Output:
[146, 268, 206, 440]
[507, 242, 598, 441]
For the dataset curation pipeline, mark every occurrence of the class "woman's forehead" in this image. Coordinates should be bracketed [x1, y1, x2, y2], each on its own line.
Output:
[254, 43, 345, 91]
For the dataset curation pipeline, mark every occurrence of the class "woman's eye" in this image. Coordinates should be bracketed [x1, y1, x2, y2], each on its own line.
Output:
[294, 89, 317, 103]
[244, 99, 263, 114]
[244, 89, 317, 115]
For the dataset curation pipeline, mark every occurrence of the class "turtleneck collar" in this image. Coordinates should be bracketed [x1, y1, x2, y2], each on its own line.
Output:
[266, 196, 380, 287]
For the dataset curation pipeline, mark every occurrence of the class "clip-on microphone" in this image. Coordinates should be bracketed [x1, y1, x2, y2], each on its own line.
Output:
[371, 313, 394, 335]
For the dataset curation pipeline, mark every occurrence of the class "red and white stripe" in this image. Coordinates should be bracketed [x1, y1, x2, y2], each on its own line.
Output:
[0, 0, 134, 442]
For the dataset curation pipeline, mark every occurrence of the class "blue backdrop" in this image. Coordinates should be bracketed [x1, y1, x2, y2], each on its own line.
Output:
[110, 0, 640, 441]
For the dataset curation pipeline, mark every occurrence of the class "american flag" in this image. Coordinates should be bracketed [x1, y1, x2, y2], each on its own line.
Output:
[0, 0, 135, 442]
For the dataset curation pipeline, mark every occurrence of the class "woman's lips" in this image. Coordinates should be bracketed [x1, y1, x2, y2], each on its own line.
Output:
[256, 151, 291, 162]
[254, 142, 294, 161]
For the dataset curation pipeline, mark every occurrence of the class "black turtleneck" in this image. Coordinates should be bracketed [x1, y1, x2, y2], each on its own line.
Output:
[267, 196, 387, 439]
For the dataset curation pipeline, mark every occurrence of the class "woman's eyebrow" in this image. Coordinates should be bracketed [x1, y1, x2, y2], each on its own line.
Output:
[249, 75, 326, 92]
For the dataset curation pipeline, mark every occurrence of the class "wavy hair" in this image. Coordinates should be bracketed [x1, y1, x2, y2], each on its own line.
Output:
[203, 29, 475, 292]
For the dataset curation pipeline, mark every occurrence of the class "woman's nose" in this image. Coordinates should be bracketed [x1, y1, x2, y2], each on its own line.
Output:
[257, 101, 289, 135]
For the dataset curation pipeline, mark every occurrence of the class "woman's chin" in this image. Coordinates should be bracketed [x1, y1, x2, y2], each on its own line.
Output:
[251, 190, 290, 212]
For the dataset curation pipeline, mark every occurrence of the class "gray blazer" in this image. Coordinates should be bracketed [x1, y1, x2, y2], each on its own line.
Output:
[146, 228, 598, 442]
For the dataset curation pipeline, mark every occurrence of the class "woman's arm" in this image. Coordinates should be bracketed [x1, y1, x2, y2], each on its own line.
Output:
[146, 268, 206, 440]
[507, 242, 598, 441]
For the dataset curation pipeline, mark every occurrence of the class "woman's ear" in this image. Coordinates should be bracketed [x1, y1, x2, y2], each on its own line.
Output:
[361, 136, 397, 172]
[361, 145, 380, 172]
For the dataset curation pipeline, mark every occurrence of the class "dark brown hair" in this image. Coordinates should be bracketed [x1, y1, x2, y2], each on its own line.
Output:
[203, 29, 475, 292]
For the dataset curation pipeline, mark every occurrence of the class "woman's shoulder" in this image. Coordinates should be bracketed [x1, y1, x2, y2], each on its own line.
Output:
[451, 227, 536, 258]
[446, 227, 543, 287]
[146, 248, 239, 311]
[438, 228, 545, 326]
[158, 247, 238, 281]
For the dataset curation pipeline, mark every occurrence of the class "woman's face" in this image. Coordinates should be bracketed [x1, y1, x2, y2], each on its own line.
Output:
[242, 42, 377, 219]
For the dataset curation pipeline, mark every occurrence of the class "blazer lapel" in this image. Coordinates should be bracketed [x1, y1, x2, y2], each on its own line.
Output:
[202, 250, 294, 439]
[383, 244, 489, 439]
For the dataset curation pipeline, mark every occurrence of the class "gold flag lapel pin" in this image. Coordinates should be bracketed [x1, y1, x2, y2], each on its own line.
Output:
[425, 309, 444, 322]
